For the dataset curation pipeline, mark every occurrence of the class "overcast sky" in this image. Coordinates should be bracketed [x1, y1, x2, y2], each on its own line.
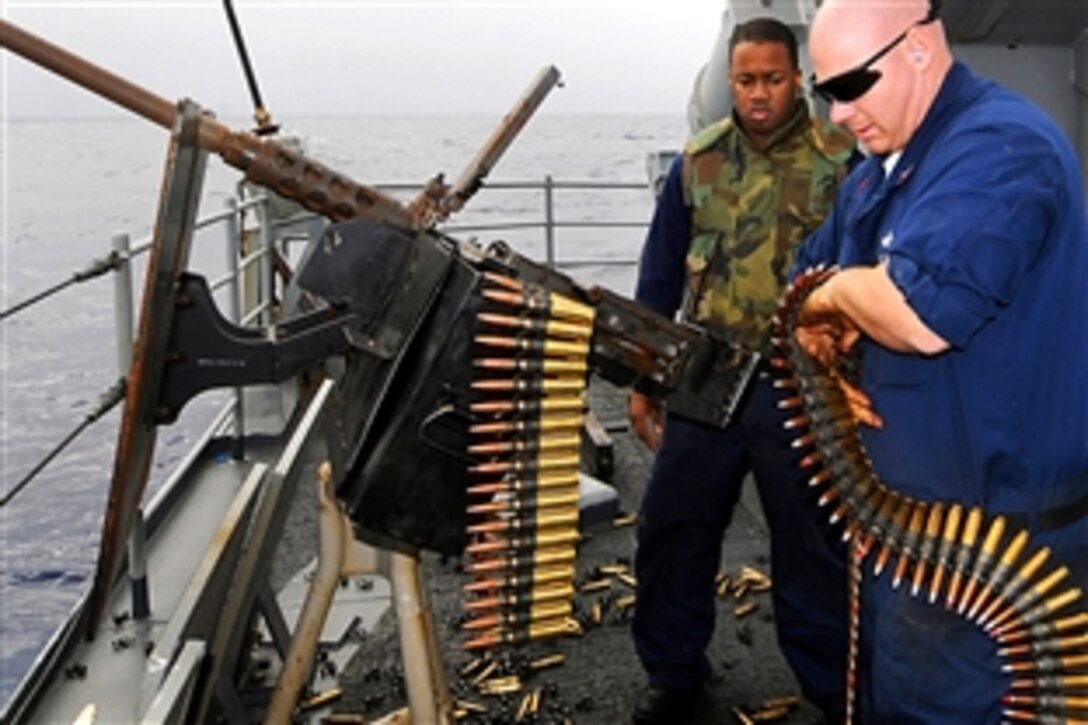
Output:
[2, 1, 726, 120]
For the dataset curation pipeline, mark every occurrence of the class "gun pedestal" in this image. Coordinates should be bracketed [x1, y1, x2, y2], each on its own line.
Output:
[266, 462, 452, 725]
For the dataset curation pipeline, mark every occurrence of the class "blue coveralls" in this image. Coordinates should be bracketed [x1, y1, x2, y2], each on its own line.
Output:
[632, 153, 849, 718]
[795, 62, 1088, 723]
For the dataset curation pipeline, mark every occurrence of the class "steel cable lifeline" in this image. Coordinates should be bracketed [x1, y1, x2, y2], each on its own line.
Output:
[0, 378, 125, 508]
[0, 250, 125, 322]
[772, 267, 1088, 724]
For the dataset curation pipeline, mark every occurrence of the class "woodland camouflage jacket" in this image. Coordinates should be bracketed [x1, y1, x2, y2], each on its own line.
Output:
[681, 102, 854, 351]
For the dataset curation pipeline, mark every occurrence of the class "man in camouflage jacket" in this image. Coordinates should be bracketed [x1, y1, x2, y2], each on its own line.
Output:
[628, 17, 856, 724]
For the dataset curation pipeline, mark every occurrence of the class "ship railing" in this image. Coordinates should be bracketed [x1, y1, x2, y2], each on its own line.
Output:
[0, 176, 651, 511]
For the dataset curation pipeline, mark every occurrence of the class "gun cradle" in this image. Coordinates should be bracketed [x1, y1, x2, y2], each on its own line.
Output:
[156, 218, 756, 555]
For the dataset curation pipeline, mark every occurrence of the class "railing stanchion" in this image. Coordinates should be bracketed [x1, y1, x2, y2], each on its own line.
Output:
[111, 232, 133, 374]
[256, 195, 275, 326]
[543, 174, 556, 268]
[225, 197, 246, 460]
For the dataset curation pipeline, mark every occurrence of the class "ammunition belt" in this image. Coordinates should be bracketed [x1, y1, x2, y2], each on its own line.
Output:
[773, 268, 1088, 724]
[461, 271, 594, 651]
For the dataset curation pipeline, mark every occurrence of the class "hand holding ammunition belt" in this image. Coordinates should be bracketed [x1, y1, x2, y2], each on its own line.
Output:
[461, 271, 595, 651]
[773, 268, 1088, 724]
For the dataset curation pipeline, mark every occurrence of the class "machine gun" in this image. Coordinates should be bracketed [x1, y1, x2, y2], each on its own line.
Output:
[1, 18, 757, 636]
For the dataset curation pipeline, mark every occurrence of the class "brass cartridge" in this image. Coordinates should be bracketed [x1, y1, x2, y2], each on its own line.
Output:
[464, 583, 574, 613]
[464, 547, 576, 574]
[470, 396, 584, 415]
[946, 505, 983, 609]
[469, 453, 581, 476]
[477, 311, 592, 340]
[930, 502, 963, 604]
[958, 515, 1006, 615]
[894, 501, 928, 590]
[463, 600, 573, 631]
[978, 547, 1052, 628]
[462, 564, 574, 594]
[462, 616, 581, 650]
[998, 612, 1088, 646]
[999, 632, 1088, 659]
[470, 415, 584, 436]
[875, 495, 914, 578]
[468, 433, 581, 456]
[987, 564, 1069, 633]
[969, 528, 1030, 622]
[471, 375, 586, 394]
[466, 491, 580, 516]
[912, 501, 944, 598]
[467, 472, 579, 496]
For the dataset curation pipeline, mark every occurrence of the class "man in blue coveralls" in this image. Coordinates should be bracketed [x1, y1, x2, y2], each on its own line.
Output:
[795, 0, 1088, 721]
[628, 17, 855, 724]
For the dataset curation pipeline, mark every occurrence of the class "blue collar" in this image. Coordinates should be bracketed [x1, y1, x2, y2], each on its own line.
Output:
[879, 61, 987, 188]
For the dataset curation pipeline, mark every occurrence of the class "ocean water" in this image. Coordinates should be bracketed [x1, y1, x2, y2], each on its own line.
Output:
[0, 113, 687, 706]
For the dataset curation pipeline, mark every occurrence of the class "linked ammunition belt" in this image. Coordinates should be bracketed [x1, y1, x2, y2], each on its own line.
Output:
[461, 272, 594, 651]
[773, 268, 1088, 724]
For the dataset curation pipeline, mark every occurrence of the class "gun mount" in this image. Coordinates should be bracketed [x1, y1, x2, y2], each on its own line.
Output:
[1, 16, 756, 637]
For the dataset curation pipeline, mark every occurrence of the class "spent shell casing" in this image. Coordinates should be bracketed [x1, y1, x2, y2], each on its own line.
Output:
[959, 515, 1007, 615]
[979, 547, 1052, 628]
[529, 653, 565, 671]
[946, 506, 983, 610]
[969, 528, 1030, 621]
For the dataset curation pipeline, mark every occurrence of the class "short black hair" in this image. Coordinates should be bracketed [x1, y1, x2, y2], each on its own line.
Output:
[729, 17, 799, 69]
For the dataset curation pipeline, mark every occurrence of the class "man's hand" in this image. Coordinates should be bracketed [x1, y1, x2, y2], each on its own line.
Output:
[628, 390, 664, 450]
[795, 276, 883, 429]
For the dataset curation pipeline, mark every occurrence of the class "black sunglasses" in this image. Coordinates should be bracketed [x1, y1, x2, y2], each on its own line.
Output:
[811, 6, 939, 104]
